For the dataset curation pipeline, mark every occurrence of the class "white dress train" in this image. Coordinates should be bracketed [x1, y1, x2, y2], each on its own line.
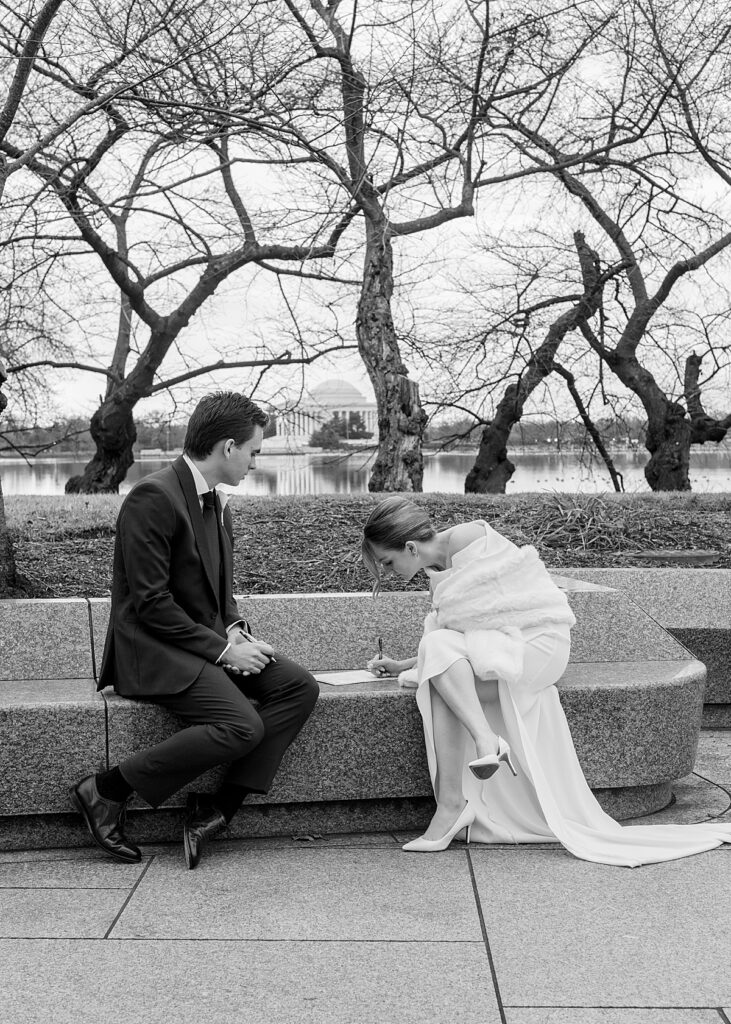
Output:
[415, 528, 731, 868]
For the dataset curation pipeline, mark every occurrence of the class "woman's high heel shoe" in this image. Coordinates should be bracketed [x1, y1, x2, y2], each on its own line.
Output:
[402, 803, 476, 853]
[469, 737, 518, 780]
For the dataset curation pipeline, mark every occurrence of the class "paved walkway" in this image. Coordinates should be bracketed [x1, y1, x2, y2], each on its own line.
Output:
[2, 732, 730, 1024]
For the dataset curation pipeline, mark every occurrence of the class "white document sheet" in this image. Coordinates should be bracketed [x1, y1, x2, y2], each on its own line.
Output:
[314, 669, 398, 685]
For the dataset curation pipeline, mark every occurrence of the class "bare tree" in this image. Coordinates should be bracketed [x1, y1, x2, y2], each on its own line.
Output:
[273, 0, 495, 490]
[464, 233, 628, 491]
[0, 0, 68, 593]
[418, 0, 731, 492]
[2, 0, 360, 491]
[268, 0, 626, 490]
[0, 357, 14, 594]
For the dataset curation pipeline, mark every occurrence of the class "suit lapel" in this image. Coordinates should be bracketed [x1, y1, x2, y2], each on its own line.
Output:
[172, 456, 219, 603]
[220, 500, 234, 604]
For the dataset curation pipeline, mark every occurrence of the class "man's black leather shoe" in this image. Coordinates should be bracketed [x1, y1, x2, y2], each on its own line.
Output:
[184, 808, 226, 870]
[70, 774, 141, 864]
[185, 790, 215, 824]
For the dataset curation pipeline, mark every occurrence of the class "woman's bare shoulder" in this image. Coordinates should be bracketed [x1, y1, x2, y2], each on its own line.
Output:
[445, 520, 487, 555]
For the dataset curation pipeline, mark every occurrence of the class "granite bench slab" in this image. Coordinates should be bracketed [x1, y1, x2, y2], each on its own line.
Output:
[0, 600, 94, 680]
[559, 568, 731, 724]
[0, 581, 707, 848]
[0, 680, 106, 816]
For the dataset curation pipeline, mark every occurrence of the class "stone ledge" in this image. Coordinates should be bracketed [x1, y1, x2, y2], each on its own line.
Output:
[559, 568, 731, 710]
[104, 659, 703, 810]
[0, 680, 106, 816]
[0, 659, 704, 825]
[0, 600, 93, 681]
[0, 585, 711, 847]
[87, 586, 691, 672]
[666, 629, 731, 705]
[557, 568, 731, 628]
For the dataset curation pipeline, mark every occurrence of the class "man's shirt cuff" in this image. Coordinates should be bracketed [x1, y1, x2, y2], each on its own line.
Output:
[215, 642, 231, 664]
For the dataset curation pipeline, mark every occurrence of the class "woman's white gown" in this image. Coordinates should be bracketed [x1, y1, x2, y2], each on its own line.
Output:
[414, 525, 731, 867]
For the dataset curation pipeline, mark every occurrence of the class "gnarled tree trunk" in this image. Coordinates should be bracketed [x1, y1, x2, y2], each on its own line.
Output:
[606, 350, 693, 491]
[644, 400, 692, 491]
[0, 359, 17, 595]
[464, 427, 515, 493]
[0, 474, 15, 596]
[356, 225, 426, 492]
[65, 394, 137, 493]
[466, 233, 609, 493]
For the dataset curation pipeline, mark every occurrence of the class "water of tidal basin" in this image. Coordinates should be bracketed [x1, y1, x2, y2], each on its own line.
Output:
[2, 448, 731, 495]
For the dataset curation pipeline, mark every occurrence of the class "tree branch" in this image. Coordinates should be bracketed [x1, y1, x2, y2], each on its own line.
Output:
[148, 344, 359, 393]
[552, 361, 624, 491]
[0, 0, 64, 145]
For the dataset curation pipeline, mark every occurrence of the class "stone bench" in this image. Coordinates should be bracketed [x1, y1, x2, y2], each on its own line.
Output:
[0, 579, 707, 850]
[559, 568, 731, 727]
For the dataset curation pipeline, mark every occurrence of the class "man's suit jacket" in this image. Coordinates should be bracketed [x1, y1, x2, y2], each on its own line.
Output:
[98, 456, 244, 696]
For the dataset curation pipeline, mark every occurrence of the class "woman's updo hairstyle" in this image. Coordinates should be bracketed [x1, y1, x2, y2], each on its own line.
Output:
[361, 496, 436, 595]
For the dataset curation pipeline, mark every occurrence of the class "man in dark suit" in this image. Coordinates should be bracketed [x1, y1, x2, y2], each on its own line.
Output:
[71, 392, 319, 868]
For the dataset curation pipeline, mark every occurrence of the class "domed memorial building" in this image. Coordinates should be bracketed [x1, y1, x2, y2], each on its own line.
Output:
[273, 378, 377, 449]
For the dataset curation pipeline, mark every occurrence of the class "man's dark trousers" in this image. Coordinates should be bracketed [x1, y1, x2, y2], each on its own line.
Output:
[118, 655, 318, 808]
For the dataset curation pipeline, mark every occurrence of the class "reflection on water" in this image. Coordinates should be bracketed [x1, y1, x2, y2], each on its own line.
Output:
[1, 448, 731, 495]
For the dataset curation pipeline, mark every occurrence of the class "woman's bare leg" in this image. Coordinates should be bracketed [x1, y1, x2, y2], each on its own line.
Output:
[420, 687, 468, 840]
[417, 661, 499, 841]
[430, 658, 499, 759]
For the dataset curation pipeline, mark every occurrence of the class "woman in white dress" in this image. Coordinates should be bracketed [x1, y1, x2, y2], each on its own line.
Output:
[361, 496, 731, 867]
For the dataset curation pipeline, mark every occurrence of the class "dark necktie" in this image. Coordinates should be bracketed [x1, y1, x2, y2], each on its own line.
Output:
[201, 489, 222, 603]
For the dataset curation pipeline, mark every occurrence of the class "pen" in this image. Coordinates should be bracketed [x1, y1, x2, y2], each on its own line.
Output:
[378, 635, 383, 661]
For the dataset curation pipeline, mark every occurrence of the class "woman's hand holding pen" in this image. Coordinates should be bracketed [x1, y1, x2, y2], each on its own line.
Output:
[367, 635, 418, 677]
[366, 653, 407, 677]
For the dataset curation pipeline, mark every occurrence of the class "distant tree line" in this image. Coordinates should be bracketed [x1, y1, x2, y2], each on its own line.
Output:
[2, 409, 658, 458]
[309, 412, 374, 450]
[426, 416, 651, 450]
[0, 412, 276, 456]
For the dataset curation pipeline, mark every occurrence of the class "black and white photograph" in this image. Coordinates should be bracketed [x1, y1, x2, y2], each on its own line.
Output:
[1, 1, 730, 1021]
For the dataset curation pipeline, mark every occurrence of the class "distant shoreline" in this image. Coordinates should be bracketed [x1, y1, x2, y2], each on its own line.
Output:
[3, 442, 730, 461]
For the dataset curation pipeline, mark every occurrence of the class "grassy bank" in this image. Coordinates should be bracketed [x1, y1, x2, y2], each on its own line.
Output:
[5, 491, 730, 599]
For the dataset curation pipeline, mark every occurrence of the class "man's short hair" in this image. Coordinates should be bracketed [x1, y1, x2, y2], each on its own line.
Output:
[183, 392, 268, 459]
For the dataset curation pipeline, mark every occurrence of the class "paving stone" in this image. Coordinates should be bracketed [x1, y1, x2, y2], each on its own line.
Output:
[0, 857, 146, 888]
[0, 938, 498, 1024]
[0, 889, 128, 938]
[693, 731, 731, 789]
[0, 845, 126, 864]
[0, 599, 93, 679]
[111, 845, 482, 942]
[623, 772, 729, 826]
[0, 832, 399, 863]
[470, 848, 731, 1005]
[504, 1010, 721, 1024]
